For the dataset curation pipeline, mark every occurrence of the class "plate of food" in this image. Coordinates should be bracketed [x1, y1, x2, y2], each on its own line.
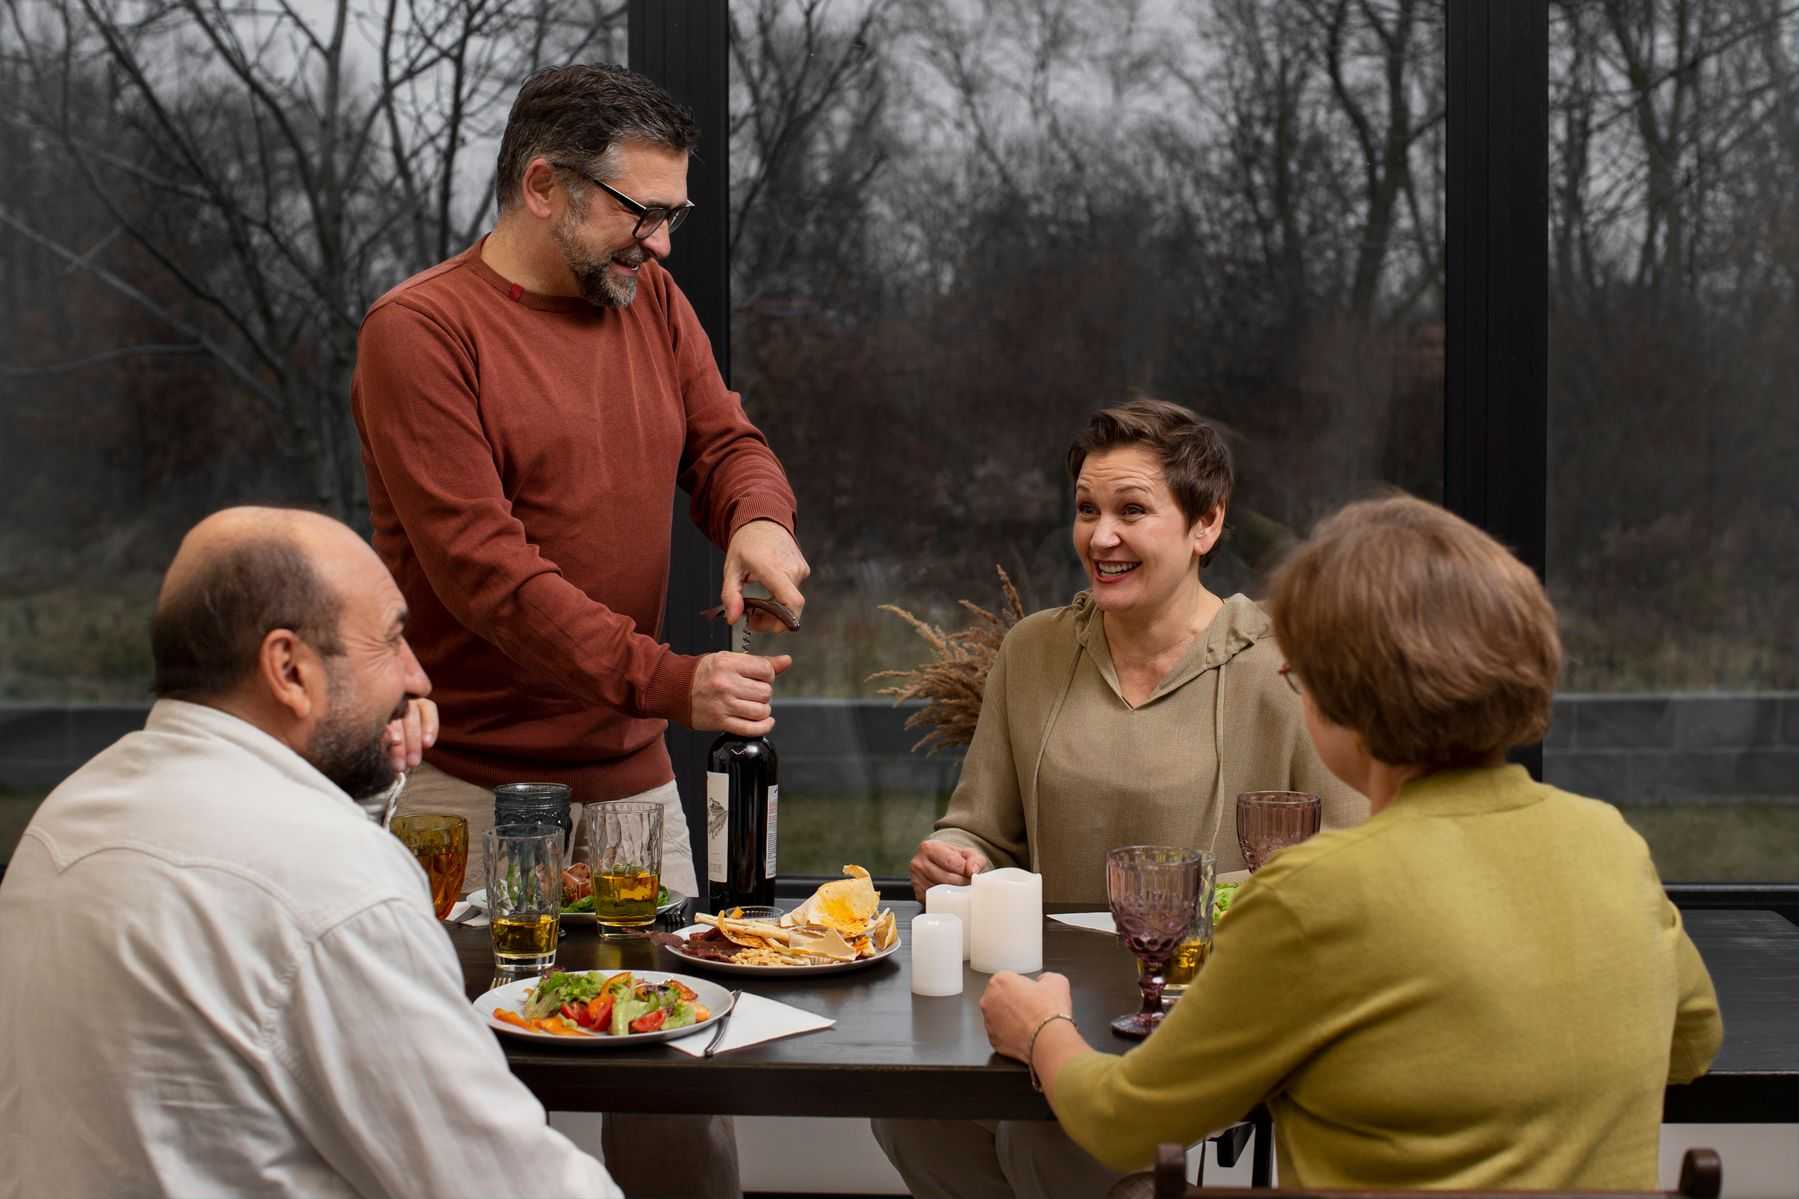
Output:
[475, 968, 733, 1045]
[556, 863, 685, 923]
[651, 866, 901, 975]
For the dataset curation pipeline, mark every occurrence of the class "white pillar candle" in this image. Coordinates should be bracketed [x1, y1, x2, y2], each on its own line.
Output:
[925, 883, 975, 959]
[968, 867, 1043, 974]
[909, 914, 964, 997]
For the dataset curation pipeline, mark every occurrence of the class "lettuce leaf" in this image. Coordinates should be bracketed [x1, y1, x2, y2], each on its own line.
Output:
[522, 970, 604, 1019]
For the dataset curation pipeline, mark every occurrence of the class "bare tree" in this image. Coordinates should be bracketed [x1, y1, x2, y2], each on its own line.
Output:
[0, 0, 625, 521]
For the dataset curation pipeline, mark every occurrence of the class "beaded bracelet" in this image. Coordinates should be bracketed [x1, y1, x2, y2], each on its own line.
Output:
[1027, 1013, 1076, 1092]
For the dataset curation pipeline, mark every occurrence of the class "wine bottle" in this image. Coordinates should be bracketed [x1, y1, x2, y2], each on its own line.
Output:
[706, 610, 779, 912]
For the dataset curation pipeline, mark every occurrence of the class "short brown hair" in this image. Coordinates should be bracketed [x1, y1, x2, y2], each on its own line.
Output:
[1066, 399, 1234, 565]
[495, 64, 699, 211]
[151, 536, 344, 701]
[1267, 494, 1561, 768]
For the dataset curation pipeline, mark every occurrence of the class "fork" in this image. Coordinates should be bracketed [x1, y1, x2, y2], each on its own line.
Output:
[703, 990, 743, 1058]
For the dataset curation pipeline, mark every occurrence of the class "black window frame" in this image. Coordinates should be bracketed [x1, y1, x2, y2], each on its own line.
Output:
[631, 0, 1795, 917]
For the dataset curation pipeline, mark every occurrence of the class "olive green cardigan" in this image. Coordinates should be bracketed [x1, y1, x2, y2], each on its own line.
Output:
[1052, 766, 1722, 1188]
[929, 593, 1366, 903]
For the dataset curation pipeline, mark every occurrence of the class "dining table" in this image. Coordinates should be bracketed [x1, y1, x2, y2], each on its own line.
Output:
[453, 902, 1798, 1128]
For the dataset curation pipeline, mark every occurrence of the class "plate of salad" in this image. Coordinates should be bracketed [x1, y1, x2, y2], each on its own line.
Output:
[475, 968, 733, 1046]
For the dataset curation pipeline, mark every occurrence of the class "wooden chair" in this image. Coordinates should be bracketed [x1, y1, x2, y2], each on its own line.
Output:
[1105, 1146, 1722, 1199]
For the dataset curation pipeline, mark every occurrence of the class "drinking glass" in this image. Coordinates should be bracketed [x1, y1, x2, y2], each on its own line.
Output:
[389, 812, 468, 920]
[1106, 845, 1207, 1038]
[1236, 790, 1322, 872]
[580, 800, 663, 936]
[1138, 850, 1215, 1008]
[493, 782, 573, 852]
[485, 823, 563, 972]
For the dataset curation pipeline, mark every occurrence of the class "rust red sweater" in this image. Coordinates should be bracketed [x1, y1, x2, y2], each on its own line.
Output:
[351, 241, 796, 801]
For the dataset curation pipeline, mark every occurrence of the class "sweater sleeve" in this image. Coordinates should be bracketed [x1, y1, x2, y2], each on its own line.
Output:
[1052, 880, 1334, 1173]
[659, 271, 798, 547]
[353, 302, 698, 724]
[1664, 900, 1723, 1083]
[930, 638, 1030, 870]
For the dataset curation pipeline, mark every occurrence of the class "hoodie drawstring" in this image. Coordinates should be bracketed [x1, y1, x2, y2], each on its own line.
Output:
[1207, 663, 1227, 856]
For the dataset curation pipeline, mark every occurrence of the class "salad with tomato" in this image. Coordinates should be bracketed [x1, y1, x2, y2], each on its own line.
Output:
[492, 970, 710, 1038]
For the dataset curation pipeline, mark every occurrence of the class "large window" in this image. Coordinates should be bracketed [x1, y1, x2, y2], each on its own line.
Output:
[1543, 0, 1798, 882]
[725, 0, 1448, 876]
[0, 0, 629, 863]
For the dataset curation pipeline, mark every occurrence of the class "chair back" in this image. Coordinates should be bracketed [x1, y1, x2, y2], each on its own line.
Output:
[1104, 1146, 1722, 1199]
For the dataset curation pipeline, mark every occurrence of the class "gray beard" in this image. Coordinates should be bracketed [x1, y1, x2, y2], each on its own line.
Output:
[553, 212, 642, 309]
[306, 667, 401, 800]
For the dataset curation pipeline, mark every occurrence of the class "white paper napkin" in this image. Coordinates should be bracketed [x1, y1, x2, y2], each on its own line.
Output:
[448, 890, 490, 927]
[667, 991, 834, 1057]
[1048, 873, 1252, 936]
[1049, 911, 1116, 934]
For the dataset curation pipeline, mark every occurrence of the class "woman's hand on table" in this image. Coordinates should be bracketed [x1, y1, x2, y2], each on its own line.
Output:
[980, 971, 1074, 1063]
[385, 698, 438, 772]
[981, 971, 1091, 1099]
[910, 839, 992, 899]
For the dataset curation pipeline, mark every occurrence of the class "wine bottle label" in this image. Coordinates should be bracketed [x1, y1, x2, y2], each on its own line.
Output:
[764, 785, 779, 879]
[705, 770, 728, 885]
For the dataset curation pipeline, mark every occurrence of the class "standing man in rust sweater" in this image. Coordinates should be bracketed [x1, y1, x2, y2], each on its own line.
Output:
[350, 64, 805, 1199]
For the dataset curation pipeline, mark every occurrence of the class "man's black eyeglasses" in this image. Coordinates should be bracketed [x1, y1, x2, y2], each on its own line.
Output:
[552, 161, 694, 239]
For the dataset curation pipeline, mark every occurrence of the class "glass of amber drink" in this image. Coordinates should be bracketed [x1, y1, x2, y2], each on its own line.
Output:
[581, 800, 664, 937]
[389, 813, 468, 920]
[1139, 851, 1216, 1007]
[485, 824, 563, 972]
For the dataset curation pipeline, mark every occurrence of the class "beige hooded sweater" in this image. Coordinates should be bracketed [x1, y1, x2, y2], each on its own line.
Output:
[930, 593, 1367, 903]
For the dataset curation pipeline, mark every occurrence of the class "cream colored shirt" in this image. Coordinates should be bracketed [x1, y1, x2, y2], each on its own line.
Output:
[933, 593, 1365, 902]
[0, 700, 620, 1199]
[1053, 766, 1723, 1189]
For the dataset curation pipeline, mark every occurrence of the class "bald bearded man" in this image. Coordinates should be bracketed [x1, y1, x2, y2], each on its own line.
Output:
[0, 508, 620, 1199]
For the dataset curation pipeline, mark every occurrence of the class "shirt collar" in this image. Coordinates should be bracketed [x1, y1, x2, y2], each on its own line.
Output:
[146, 699, 365, 814]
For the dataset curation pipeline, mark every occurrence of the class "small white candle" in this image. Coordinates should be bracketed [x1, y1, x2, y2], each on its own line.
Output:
[909, 914, 964, 996]
[969, 867, 1043, 974]
[925, 883, 974, 959]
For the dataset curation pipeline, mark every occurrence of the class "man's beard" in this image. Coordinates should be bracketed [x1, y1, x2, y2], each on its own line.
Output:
[306, 667, 404, 800]
[552, 207, 644, 309]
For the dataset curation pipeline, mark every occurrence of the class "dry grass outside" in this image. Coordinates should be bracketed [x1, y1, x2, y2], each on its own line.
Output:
[0, 576, 159, 702]
[777, 789, 949, 879]
[7, 786, 1793, 886]
[1, 788, 48, 866]
[1617, 803, 1799, 884]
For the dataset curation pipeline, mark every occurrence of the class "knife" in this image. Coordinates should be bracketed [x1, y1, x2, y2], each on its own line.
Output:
[703, 990, 743, 1058]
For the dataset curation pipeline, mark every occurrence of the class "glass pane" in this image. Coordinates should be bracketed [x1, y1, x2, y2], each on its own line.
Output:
[729, 0, 1447, 878]
[0, 6, 628, 867]
[1545, 0, 1799, 881]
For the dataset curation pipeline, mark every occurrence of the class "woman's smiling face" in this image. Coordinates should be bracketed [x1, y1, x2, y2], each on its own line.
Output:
[1072, 444, 1216, 618]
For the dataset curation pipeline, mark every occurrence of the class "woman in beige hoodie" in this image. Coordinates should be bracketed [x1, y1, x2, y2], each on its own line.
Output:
[879, 399, 1366, 1199]
[908, 399, 1364, 907]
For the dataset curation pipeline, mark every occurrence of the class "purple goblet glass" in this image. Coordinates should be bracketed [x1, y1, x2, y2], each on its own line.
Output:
[1106, 845, 1207, 1039]
[1235, 790, 1322, 872]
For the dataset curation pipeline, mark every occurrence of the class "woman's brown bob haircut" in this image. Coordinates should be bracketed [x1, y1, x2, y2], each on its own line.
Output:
[1066, 398, 1233, 567]
[1268, 494, 1562, 769]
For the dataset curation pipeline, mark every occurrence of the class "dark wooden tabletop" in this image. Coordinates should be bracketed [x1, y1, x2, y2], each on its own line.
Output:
[453, 904, 1796, 1123]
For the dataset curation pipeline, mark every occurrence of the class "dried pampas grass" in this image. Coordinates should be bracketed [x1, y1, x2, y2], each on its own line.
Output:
[868, 565, 1027, 753]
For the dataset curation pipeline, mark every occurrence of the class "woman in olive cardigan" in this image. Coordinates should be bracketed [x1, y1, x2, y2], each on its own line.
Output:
[981, 495, 1722, 1191]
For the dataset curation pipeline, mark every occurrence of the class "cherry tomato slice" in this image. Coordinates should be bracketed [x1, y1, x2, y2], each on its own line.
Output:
[629, 1008, 666, 1034]
[587, 994, 614, 1031]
